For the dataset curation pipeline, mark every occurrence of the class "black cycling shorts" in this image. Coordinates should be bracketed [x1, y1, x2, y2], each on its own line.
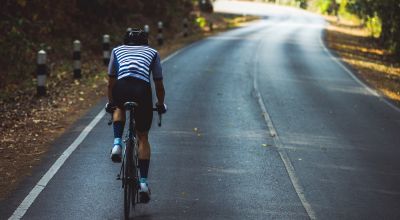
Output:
[112, 77, 153, 132]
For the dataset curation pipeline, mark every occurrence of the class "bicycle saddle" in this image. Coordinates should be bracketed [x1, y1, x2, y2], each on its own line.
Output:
[124, 102, 138, 110]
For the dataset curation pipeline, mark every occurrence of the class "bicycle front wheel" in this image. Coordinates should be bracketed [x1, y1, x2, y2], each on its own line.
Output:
[124, 143, 134, 219]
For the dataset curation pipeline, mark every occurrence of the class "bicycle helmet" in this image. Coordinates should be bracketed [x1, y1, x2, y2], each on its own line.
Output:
[124, 28, 148, 46]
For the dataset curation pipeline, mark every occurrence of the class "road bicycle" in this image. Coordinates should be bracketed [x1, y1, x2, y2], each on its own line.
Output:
[109, 102, 161, 220]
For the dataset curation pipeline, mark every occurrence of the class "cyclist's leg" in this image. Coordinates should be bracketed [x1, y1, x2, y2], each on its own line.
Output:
[137, 131, 151, 177]
[113, 107, 126, 142]
[137, 133, 150, 159]
[137, 130, 151, 203]
[135, 95, 152, 203]
[110, 79, 129, 161]
[134, 82, 153, 181]
[136, 111, 152, 181]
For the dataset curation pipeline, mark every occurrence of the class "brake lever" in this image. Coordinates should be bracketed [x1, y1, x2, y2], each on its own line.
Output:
[107, 113, 113, 126]
[153, 108, 162, 127]
[158, 112, 162, 127]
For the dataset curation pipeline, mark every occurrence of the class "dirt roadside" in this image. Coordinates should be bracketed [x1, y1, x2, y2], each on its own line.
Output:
[324, 16, 400, 106]
[0, 13, 257, 201]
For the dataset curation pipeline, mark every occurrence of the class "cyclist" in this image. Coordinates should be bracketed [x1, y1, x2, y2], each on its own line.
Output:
[105, 28, 167, 203]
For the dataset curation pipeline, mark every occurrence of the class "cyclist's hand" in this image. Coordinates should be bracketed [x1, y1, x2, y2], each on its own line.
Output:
[156, 103, 167, 114]
[105, 102, 115, 114]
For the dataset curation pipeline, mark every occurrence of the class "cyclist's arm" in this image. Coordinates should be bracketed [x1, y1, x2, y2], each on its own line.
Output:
[151, 52, 165, 105]
[108, 77, 116, 103]
[154, 80, 165, 105]
[108, 50, 117, 103]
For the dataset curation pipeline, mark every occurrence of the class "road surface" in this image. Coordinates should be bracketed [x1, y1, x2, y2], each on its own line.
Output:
[2, 1, 400, 219]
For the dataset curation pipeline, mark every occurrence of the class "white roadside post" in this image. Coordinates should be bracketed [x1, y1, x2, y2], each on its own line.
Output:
[183, 18, 189, 37]
[103, 34, 110, 66]
[144, 25, 149, 35]
[36, 50, 47, 96]
[157, 21, 163, 46]
[73, 40, 81, 79]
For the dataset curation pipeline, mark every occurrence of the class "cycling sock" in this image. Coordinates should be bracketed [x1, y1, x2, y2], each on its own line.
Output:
[139, 159, 150, 179]
[140, 178, 147, 184]
[113, 121, 124, 139]
[113, 138, 122, 146]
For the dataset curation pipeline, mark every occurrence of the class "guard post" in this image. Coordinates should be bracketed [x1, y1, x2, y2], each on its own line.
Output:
[157, 21, 163, 46]
[183, 18, 189, 37]
[73, 40, 81, 79]
[103, 34, 110, 66]
[144, 25, 149, 34]
[36, 50, 47, 96]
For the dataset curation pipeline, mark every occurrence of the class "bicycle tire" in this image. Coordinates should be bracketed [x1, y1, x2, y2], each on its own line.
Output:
[131, 141, 139, 208]
[124, 142, 133, 220]
[131, 157, 138, 207]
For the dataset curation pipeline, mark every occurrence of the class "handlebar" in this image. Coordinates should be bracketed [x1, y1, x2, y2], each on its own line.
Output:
[153, 108, 162, 127]
[107, 107, 163, 127]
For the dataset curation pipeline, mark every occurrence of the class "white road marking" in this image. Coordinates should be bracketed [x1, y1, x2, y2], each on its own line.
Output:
[9, 110, 106, 220]
[253, 80, 318, 220]
[8, 46, 187, 220]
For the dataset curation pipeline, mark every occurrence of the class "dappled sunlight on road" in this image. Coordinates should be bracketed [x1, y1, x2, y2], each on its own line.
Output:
[214, 0, 302, 17]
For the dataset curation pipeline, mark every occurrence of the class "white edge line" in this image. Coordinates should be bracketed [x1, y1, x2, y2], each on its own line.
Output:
[9, 110, 106, 220]
[253, 35, 316, 219]
[9, 40, 195, 219]
[319, 33, 400, 113]
[253, 84, 317, 220]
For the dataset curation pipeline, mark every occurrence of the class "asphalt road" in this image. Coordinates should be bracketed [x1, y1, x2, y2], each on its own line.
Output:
[2, 1, 400, 220]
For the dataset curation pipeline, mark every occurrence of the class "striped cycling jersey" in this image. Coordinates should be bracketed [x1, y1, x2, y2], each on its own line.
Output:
[108, 45, 163, 83]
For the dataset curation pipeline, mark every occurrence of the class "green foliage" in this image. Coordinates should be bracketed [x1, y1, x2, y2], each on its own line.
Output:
[196, 17, 207, 28]
[347, 0, 400, 54]
[366, 15, 382, 38]
[313, 0, 333, 13]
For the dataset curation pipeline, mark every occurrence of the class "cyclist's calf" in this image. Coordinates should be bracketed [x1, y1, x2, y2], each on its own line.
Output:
[113, 108, 125, 122]
[137, 131, 151, 160]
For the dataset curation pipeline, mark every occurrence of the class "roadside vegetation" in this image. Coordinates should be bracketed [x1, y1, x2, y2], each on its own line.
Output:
[306, 0, 400, 104]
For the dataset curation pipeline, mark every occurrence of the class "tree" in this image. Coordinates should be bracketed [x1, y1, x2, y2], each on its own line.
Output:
[347, 0, 400, 54]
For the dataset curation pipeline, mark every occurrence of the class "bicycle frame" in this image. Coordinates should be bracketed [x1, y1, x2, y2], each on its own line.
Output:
[114, 102, 140, 220]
